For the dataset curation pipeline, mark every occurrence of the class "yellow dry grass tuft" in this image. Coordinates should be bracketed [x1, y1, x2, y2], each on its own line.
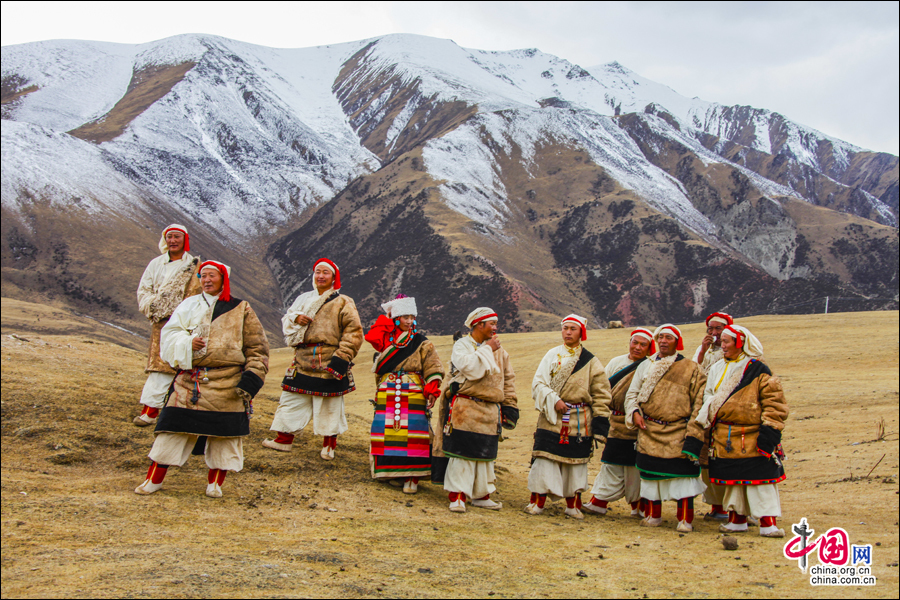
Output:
[1, 304, 898, 598]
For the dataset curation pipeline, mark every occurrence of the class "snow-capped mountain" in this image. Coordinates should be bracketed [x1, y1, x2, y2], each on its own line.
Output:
[2, 33, 897, 334]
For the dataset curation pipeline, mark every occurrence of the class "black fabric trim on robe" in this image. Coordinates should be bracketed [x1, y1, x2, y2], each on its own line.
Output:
[191, 436, 207, 455]
[211, 297, 243, 322]
[682, 435, 704, 459]
[500, 405, 519, 429]
[155, 407, 250, 437]
[375, 334, 428, 375]
[282, 371, 354, 395]
[442, 429, 498, 461]
[757, 424, 782, 455]
[431, 455, 449, 485]
[728, 359, 772, 399]
[635, 452, 701, 479]
[607, 357, 644, 388]
[326, 355, 351, 378]
[571, 348, 595, 375]
[601, 437, 637, 466]
[532, 429, 593, 460]
[709, 455, 785, 484]
[591, 416, 610, 439]
[237, 371, 264, 398]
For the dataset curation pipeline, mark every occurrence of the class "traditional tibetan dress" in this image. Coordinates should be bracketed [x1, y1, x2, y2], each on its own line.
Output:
[366, 315, 443, 480]
[529, 344, 611, 501]
[590, 353, 646, 508]
[698, 354, 787, 520]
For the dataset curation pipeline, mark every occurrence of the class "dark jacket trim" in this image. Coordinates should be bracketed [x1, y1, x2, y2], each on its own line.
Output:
[682, 435, 704, 460]
[443, 429, 498, 461]
[237, 371, 264, 398]
[532, 429, 593, 460]
[608, 357, 644, 388]
[500, 405, 519, 430]
[211, 297, 243, 322]
[756, 424, 781, 456]
[636, 452, 701, 479]
[376, 334, 427, 375]
[709, 455, 785, 484]
[729, 359, 772, 398]
[431, 455, 449, 485]
[155, 406, 250, 437]
[325, 355, 351, 379]
[591, 416, 610, 439]
[571, 348, 595, 375]
[601, 437, 637, 466]
[282, 371, 354, 396]
[191, 436, 207, 455]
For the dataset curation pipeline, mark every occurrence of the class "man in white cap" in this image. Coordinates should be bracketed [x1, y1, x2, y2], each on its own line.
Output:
[625, 324, 707, 533]
[692, 311, 734, 521]
[696, 325, 788, 538]
[584, 328, 654, 517]
[433, 307, 518, 513]
[263, 258, 363, 460]
[135, 260, 269, 498]
[525, 315, 611, 519]
[134, 224, 201, 427]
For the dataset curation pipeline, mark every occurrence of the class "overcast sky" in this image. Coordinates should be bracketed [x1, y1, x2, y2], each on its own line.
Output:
[2, 0, 897, 154]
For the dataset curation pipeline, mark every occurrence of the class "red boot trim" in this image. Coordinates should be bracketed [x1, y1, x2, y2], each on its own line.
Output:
[733, 513, 748, 525]
[685, 498, 694, 524]
[530, 492, 538, 504]
[208, 469, 218, 484]
[216, 470, 227, 485]
[591, 497, 609, 508]
[274, 432, 295, 445]
[677, 499, 685, 522]
[575, 493, 583, 509]
[330, 436, 338, 449]
[448, 492, 459, 502]
[630, 501, 639, 510]
[536, 494, 547, 508]
[408, 477, 418, 484]
[322, 436, 331, 448]
[146, 407, 160, 418]
[565, 497, 576, 509]
[760, 516, 776, 528]
[712, 504, 724, 514]
[148, 462, 168, 485]
[477, 494, 490, 501]
[651, 501, 662, 519]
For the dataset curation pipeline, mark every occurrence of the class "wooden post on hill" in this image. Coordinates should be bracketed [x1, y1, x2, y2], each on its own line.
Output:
[825, 296, 829, 314]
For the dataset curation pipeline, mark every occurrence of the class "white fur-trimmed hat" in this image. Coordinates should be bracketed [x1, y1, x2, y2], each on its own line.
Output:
[381, 294, 417, 317]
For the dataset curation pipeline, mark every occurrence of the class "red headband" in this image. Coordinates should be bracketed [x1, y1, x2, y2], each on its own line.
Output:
[656, 325, 684, 351]
[471, 313, 498, 326]
[630, 328, 656, 355]
[314, 258, 341, 290]
[562, 317, 587, 341]
[199, 260, 231, 302]
[706, 312, 733, 326]
[722, 325, 744, 348]
[163, 226, 190, 252]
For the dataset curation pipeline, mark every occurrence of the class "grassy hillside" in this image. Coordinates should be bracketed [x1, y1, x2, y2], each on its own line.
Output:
[1, 300, 897, 597]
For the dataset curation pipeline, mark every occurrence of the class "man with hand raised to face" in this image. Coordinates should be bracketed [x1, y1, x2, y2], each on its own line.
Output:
[624, 324, 707, 533]
[263, 258, 363, 460]
[134, 224, 201, 427]
[584, 328, 654, 518]
[525, 315, 612, 519]
[693, 312, 733, 375]
[432, 307, 518, 513]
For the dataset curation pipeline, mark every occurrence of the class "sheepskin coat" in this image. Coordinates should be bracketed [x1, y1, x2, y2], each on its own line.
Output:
[600, 354, 646, 467]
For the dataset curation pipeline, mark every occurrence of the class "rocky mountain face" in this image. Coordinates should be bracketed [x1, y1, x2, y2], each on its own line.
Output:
[2, 34, 897, 338]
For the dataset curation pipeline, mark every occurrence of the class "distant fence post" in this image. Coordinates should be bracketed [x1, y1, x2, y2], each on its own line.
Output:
[825, 296, 829, 315]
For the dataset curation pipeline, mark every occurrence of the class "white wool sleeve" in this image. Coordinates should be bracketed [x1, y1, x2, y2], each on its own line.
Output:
[451, 337, 499, 381]
[531, 347, 562, 425]
[160, 297, 203, 370]
[624, 358, 652, 429]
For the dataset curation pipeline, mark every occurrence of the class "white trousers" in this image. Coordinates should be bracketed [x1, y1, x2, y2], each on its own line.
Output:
[591, 463, 641, 504]
[701, 468, 726, 506]
[269, 391, 348, 436]
[444, 458, 496, 499]
[640, 476, 706, 502]
[140, 372, 175, 408]
[148, 433, 243, 472]
[528, 457, 588, 500]
[722, 484, 781, 518]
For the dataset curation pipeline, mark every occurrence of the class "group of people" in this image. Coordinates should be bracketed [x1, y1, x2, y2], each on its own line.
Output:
[132, 224, 788, 538]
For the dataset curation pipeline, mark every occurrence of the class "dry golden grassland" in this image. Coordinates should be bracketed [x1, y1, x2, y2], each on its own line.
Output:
[1, 298, 898, 598]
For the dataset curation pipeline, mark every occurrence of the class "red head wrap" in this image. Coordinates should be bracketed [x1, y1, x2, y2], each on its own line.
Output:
[314, 258, 341, 290]
[199, 260, 231, 302]
[706, 312, 733, 327]
[722, 325, 744, 348]
[654, 324, 684, 351]
[561, 314, 587, 341]
[159, 224, 190, 254]
[630, 327, 656, 355]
